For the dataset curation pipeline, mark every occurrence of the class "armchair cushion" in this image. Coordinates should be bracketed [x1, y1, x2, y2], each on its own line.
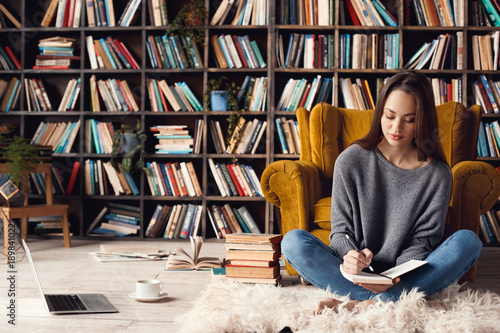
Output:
[313, 197, 332, 230]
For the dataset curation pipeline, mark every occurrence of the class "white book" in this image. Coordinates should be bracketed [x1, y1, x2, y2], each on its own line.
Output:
[236, 119, 258, 154]
[102, 162, 124, 195]
[242, 0, 254, 25]
[219, 0, 235, 25]
[151, 0, 162, 26]
[208, 158, 228, 197]
[251, 120, 267, 154]
[151, 162, 166, 196]
[415, 40, 438, 70]
[180, 162, 196, 197]
[58, 79, 77, 111]
[492, 31, 499, 71]
[96, 159, 104, 195]
[73, 0, 83, 27]
[247, 166, 263, 196]
[340, 260, 428, 285]
[64, 119, 81, 153]
[224, 34, 243, 68]
[210, 0, 230, 25]
[55, 0, 66, 27]
[276, 79, 293, 111]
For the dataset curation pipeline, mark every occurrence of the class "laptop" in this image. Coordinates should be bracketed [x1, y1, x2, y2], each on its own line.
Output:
[22, 240, 118, 314]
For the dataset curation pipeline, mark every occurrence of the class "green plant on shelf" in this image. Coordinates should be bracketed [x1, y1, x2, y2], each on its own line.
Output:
[166, 0, 207, 47]
[111, 120, 147, 173]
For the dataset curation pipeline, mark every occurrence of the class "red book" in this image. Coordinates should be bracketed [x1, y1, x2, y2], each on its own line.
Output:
[299, 83, 312, 108]
[116, 79, 134, 111]
[157, 81, 169, 111]
[447, 83, 452, 102]
[166, 163, 180, 196]
[36, 55, 81, 60]
[66, 161, 80, 195]
[344, 0, 360, 26]
[225, 164, 244, 196]
[62, 0, 71, 27]
[116, 39, 140, 69]
[232, 35, 248, 68]
[173, 163, 188, 196]
[230, 164, 250, 196]
[67, 0, 76, 27]
[4, 46, 20, 69]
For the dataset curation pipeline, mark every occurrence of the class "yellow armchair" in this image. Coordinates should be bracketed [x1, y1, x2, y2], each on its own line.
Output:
[261, 102, 500, 282]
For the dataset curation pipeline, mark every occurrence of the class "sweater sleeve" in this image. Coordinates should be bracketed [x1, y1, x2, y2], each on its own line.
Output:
[329, 153, 358, 259]
[395, 167, 452, 265]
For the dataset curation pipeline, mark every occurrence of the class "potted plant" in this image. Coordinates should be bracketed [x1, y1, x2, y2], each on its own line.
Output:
[166, 0, 207, 47]
[204, 76, 245, 147]
[110, 120, 147, 173]
[0, 128, 42, 187]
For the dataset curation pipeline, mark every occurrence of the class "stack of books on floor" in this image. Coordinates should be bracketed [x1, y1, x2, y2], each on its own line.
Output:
[224, 233, 282, 285]
[35, 37, 77, 69]
[87, 202, 141, 236]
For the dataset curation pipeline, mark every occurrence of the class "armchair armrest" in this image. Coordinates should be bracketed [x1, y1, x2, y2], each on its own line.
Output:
[450, 161, 500, 234]
[261, 160, 322, 234]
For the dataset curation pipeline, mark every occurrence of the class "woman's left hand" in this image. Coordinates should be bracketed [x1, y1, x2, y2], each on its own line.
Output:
[356, 277, 400, 293]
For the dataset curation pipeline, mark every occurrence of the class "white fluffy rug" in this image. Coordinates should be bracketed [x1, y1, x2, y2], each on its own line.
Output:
[177, 276, 500, 333]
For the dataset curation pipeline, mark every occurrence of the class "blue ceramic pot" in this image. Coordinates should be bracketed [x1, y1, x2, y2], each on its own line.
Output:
[211, 90, 229, 111]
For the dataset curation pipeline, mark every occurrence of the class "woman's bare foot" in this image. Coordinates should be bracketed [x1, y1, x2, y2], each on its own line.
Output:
[355, 299, 376, 310]
[313, 297, 359, 314]
[426, 300, 445, 312]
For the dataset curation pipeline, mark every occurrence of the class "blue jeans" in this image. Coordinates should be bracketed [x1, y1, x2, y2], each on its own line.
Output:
[282, 229, 482, 302]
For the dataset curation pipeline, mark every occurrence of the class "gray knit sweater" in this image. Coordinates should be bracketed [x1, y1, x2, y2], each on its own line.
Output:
[329, 144, 452, 272]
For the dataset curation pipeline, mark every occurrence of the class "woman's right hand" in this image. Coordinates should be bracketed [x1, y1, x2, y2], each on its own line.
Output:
[343, 249, 373, 275]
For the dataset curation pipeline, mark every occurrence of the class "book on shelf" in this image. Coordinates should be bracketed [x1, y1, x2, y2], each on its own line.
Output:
[31, 120, 81, 153]
[88, 202, 141, 236]
[484, 210, 500, 243]
[208, 204, 262, 238]
[0, 4, 21, 28]
[85, 159, 138, 196]
[208, 159, 263, 197]
[147, 79, 202, 112]
[278, 0, 334, 25]
[41, 0, 83, 27]
[85, 119, 114, 154]
[0, 45, 20, 70]
[165, 236, 223, 270]
[148, 0, 169, 26]
[146, 34, 203, 69]
[144, 161, 201, 197]
[0, 77, 21, 112]
[340, 260, 428, 285]
[211, 0, 268, 25]
[86, 35, 140, 70]
[89, 75, 139, 112]
[212, 34, 266, 69]
[34, 37, 77, 69]
[150, 125, 195, 154]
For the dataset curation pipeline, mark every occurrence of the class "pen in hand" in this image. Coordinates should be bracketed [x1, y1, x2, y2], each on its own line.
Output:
[345, 234, 374, 272]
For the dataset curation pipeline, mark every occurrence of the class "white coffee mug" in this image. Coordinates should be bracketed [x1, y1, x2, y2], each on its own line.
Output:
[136, 279, 164, 298]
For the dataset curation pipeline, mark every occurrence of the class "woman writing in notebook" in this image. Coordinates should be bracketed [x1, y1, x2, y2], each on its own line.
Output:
[281, 71, 482, 312]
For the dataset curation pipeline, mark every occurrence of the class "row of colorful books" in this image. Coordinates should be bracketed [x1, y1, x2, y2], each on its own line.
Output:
[208, 158, 263, 197]
[144, 161, 202, 197]
[478, 121, 500, 157]
[473, 75, 500, 114]
[150, 124, 202, 154]
[275, 117, 300, 155]
[471, 0, 500, 26]
[86, 0, 141, 27]
[430, 77, 462, 106]
[211, 34, 267, 69]
[41, 0, 83, 27]
[277, 0, 334, 25]
[146, 78, 203, 112]
[147, 203, 202, 239]
[344, 0, 398, 26]
[209, 118, 266, 155]
[237, 76, 268, 111]
[339, 77, 375, 110]
[471, 32, 500, 71]
[340, 33, 399, 70]
[86, 36, 140, 70]
[84, 119, 114, 154]
[405, 32, 462, 71]
[411, 0, 462, 26]
[225, 233, 282, 285]
[146, 34, 203, 69]
[277, 33, 334, 69]
[226, 118, 267, 154]
[87, 202, 141, 236]
[31, 120, 81, 153]
[208, 205, 261, 239]
[0, 45, 20, 70]
[89, 75, 139, 112]
[211, 0, 269, 25]
[0, 77, 20, 112]
[84, 159, 139, 196]
[277, 76, 333, 112]
[480, 209, 500, 243]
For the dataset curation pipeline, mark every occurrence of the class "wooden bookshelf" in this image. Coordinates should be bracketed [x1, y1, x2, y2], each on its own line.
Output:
[0, 0, 497, 242]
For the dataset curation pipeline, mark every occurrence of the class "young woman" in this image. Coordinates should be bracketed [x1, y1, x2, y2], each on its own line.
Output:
[281, 71, 483, 312]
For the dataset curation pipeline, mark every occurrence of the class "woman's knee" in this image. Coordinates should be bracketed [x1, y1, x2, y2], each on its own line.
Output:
[450, 229, 483, 258]
[282, 229, 310, 256]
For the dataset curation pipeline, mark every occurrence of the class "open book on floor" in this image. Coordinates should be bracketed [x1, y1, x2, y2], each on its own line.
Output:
[165, 236, 223, 271]
[340, 260, 428, 285]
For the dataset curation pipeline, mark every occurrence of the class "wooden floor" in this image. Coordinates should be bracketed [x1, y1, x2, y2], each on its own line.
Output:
[1, 239, 499, 332]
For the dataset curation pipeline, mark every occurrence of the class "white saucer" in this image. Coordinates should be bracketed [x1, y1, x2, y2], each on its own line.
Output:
[129, 292, 168, 302]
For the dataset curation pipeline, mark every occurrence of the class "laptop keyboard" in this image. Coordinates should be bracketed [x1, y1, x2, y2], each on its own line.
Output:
[47, 295, 88, 311]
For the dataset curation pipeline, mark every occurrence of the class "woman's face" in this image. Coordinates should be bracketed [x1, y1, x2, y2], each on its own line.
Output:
[380, 89, 417, 149]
